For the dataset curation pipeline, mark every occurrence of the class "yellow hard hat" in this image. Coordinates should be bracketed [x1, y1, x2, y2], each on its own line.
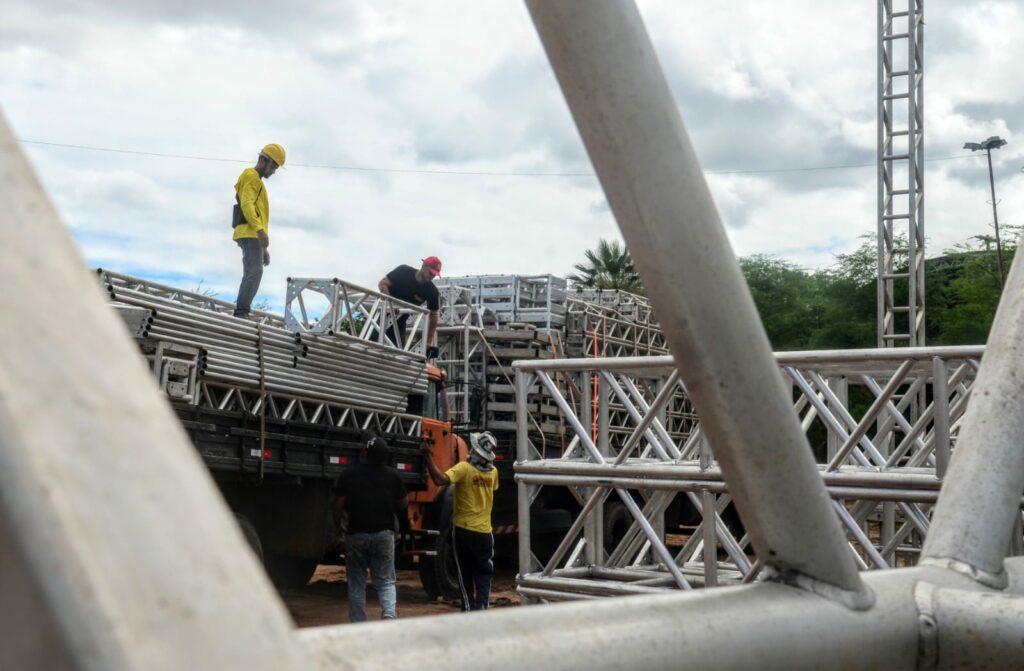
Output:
[260, 143, 286, 167]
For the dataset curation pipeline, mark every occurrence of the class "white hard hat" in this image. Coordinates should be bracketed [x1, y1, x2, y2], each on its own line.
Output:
[469, 431, 497, 465]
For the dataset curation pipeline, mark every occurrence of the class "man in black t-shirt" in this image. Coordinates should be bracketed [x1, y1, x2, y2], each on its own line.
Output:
[334, 437, 408, 622]
[377, 256, 442, 357]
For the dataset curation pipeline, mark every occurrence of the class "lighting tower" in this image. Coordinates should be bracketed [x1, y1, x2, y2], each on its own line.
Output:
[877, 0, 925, 347]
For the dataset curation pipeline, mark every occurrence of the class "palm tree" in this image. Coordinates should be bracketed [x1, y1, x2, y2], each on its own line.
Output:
[567, 239, 643, 294]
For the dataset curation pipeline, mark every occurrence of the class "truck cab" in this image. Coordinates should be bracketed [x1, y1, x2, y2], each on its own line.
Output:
[403, 364, 468, 600]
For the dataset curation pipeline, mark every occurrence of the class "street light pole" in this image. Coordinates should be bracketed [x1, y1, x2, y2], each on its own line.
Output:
[964, 136, 1009, 290]
[983, 148, 1007, 290]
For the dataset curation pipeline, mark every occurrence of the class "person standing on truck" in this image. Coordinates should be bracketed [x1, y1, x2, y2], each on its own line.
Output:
[334, 436, 408, 622]
[232, 143, 285, 318]
[421, 431, 499, 611]
[377, 257, 442, 358]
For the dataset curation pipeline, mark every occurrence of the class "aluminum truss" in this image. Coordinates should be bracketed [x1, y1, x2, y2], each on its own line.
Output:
[877, 0, 926, 347]
[512, 346, 1005, 599]
[194, 380, 423, 437]
[6, 3, 1024, 670]
[283, 277, 428, 354]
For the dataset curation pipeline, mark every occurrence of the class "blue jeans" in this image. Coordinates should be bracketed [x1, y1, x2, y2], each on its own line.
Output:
[234, 238, 263, 317]
[346, 530, 397, 622]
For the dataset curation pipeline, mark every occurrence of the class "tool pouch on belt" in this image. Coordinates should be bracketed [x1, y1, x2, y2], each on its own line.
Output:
[232, 183, 264, 228]
[231, 195, 244, 228]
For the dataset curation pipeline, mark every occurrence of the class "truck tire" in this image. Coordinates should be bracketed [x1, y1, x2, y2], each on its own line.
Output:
[603, 501, 631, 554]
[419, 527, 462, 601]
[264, 553, 318, 590]
[234, 514, 264, 564]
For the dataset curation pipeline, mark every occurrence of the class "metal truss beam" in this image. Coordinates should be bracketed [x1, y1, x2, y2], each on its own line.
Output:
[284, 277, 428, 354]
[877, 0, 926, 347]
[512, 346, 993, 596]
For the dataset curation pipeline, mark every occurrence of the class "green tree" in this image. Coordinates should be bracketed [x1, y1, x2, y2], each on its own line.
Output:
[568, 239, 643, 293]
[928, 245, 1016, 345]
[738, 255, 818, 350]
[807, 239, 878, 350]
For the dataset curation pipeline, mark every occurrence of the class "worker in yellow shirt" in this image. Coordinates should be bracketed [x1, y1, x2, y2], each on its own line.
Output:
[231, 143, 285, 318]
[421, 432, 499, 611]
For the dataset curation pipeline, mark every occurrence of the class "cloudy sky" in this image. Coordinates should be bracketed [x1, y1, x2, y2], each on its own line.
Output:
[2, 0, 1022, 310]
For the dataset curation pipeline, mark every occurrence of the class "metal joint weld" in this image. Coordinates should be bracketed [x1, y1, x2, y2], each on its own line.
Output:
[913, 581, 938, 670]
[919, 556, 1008, 589]
[762, 566, 875, 611]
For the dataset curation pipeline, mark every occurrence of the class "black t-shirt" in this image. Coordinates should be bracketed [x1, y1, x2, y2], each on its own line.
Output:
[386, 264, 440, 311]
[335, 464, 408, 534]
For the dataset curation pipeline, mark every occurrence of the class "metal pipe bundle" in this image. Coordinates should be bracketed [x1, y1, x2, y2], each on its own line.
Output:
[103, 280, 427, 414]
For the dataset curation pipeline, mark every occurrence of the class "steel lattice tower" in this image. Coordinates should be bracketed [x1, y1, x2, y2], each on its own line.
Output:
[877, 0, 925, 347]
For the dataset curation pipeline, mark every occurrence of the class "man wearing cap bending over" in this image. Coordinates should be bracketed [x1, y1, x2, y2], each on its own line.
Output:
[232, 143, 285, 318]
[421, 431, 499, 611]
[335, 436, 408, 622]
[378, 257, 442, 357]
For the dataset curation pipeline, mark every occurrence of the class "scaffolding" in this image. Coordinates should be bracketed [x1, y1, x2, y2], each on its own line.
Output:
[512, 346, 1012, 599]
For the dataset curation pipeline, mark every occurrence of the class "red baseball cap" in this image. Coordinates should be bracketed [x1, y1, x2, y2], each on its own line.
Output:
[422, 256, 442, 277]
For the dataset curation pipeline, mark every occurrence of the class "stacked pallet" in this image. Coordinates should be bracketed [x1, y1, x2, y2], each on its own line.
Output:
[441, 274, 568, 330]
[479, 326, 563, 435]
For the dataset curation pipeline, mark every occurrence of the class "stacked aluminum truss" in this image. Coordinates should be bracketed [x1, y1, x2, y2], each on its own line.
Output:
[512, 346, 1014, 599]
[441, 274, 568, 329]
[564, 290, 667, 358]
[877, 0, 926, 347]
[434, 279, 675, 427]
[100, 270, 428, 427]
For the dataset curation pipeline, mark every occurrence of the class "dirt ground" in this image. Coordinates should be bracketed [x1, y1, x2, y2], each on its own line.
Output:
[281, 564, 520, 627]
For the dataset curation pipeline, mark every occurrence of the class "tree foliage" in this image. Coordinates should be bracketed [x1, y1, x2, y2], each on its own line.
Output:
[738, 235, 1016, 351]
[574, 232, 1015, 351]
[567, 239, 643, 293]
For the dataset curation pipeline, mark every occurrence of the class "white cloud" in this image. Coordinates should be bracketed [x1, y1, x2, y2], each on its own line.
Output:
[2, 0, 1022, 312]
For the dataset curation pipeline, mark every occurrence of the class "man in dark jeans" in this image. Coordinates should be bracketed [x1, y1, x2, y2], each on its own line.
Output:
[421, 431, 499, 611]
[232, 143, 285, 317]
[335, 437, 408, 622]
[377, 257, 442, 356]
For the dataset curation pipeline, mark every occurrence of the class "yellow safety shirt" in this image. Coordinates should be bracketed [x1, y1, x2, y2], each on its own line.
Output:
[232, 167, 269, 241]
[446, 461, 499, 534]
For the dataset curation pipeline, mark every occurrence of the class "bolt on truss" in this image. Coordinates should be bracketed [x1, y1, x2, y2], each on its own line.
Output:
[283, 276, 428, 355]
[877, 0, 926, 347]
[512, 346, 1024, 600]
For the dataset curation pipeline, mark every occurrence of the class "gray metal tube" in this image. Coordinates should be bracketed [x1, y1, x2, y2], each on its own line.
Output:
[527, 0, 867, 597]
[931, 356, 951, 478]
[923, 238, 1024, 582]
[299, 568, 936, 671]
[515, 370, 534, 580]
[510, 345, 984, 373]
[0, 113, 304, 669]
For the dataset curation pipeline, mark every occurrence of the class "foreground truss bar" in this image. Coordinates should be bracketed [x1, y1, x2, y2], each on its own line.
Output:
[529, 0, 865, 598]
[0, 113, 305, 669]
[300, 562, 1024, 671]
[923, 222, 1024, 584]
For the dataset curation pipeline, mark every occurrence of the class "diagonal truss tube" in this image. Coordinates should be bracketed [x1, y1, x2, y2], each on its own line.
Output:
[0, 113, 305, 668]
[526, 0, 866, 600]
[923, 245, 1024, 584]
